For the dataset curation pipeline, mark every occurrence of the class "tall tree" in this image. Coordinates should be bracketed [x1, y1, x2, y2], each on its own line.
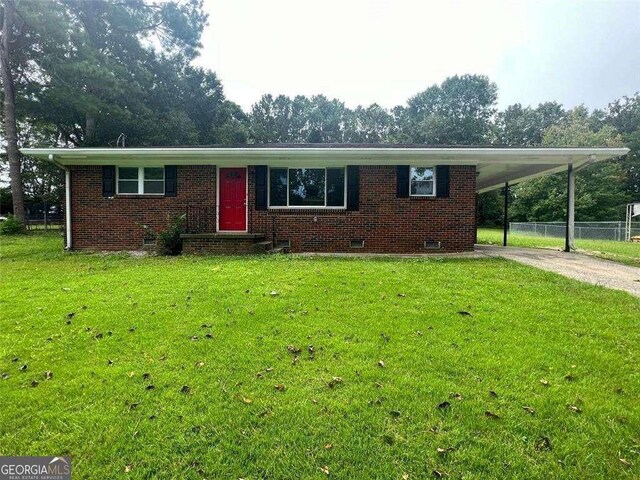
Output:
[394, 74, 498, 144]
[495, 102, 565, 146]
[1, 0, 25, 220]
[343, 104, 393, 143]
[509, 106, 627, 222]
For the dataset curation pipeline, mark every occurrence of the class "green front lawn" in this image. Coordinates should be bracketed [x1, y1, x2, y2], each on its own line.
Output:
[1, 235, 639, 479]
[477, 228, 640, 267]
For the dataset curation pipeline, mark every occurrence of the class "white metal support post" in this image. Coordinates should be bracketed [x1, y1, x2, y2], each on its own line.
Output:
[565, 163, 575, 252]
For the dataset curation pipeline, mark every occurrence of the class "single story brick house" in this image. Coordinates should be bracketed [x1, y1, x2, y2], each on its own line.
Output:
[22, 145, 628, 254]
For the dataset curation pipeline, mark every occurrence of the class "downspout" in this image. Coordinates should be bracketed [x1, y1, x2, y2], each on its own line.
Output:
[65, 167, 72, 250]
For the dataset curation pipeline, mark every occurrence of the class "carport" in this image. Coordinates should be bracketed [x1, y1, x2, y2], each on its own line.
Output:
[474, 147, 629, 251]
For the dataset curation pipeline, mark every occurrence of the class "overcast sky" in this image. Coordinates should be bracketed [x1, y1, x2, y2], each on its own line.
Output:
[193, 0, 640, 112]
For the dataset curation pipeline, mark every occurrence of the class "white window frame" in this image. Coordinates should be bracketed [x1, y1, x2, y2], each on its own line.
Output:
[116, 167, 165, 196]
[409, 166, 437, 197]
[268, 167, 347, 209]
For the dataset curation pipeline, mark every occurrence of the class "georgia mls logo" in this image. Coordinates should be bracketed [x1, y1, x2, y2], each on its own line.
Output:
[0, 456, 71, 480]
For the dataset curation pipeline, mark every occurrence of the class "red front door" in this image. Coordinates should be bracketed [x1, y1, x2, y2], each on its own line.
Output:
[219, 167, 247, 231]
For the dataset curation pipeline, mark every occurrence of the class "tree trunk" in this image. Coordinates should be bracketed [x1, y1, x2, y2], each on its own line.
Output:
[0, 0, 26, 221]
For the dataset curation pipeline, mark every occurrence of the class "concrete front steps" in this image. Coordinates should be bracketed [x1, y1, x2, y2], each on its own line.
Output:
[181, 233, 285, 255]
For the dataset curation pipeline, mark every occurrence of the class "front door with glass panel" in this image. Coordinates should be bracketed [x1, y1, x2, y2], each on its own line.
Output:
[218, 168, 246, 231]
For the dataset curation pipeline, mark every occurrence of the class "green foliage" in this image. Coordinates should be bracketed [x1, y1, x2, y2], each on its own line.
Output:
[8, 0, 243, 148]
[156, 214, 185, 256]
[0, 215, 24, 235]
[1, 235, 639, 478]
[506, 106, 629, 222]
[395, 74, 498, 144]
[495, 102, 565, 146]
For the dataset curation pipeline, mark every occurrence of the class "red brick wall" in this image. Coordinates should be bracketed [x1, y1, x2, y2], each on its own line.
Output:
[69, 164, 476, 252]
[249, 165, 477, 253]
[69, 165, 216, 250]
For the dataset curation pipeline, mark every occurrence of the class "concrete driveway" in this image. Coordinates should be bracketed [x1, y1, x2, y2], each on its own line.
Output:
[476, 244, 640, 298]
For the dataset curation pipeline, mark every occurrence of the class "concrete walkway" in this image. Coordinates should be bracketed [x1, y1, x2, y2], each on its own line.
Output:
[476, 244, 640, 297]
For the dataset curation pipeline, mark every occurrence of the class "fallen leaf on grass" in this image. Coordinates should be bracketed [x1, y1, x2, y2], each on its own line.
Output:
[397, 293, 406, 298]
[328, 377, 343, 388]
[457, 311, 473, 317]
[1, 373, 9, 380]
[432, 470, 448, 478]
[523, 406, 536, 415]
[44, 371, 53, 380]
[450, 392, 463, 401]
[484, 411, 500, 419]
[319, 465, 330, 475]
[270, 291, 279, 297]
[567, 404, 582, 413]
[540, 379, 550, 387]
[242, 396, 252, 404]
[195, 362, 205, 368]
[437, 447, 455, 455]
[619, 458, 632, 467]
[287, 345, 301, 354]
[378, 360, 385, 368]
[274, 384, 286, 392]
[534, 436, 552, 451]
[124, 464, 133, 473]
[19, 364, 28, 372]
[324, 443, 333, 450]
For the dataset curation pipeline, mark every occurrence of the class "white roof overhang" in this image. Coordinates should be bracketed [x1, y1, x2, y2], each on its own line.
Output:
[20, 147, 629, 193]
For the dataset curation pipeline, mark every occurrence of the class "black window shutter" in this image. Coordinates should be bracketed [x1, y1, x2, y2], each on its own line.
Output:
[255, 165, 268, 210]
[436, 165, 450, 198]
[396, 165, 410, 198]
[165, 165, 177, 197]
[102, 166, 115, 197]
[346, 165, 359, 211]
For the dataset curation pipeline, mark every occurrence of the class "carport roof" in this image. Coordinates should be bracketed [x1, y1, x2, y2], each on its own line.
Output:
[21, 145, 629, 193]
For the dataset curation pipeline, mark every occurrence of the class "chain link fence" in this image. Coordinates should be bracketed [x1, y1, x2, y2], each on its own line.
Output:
[510, 221, 640, 242]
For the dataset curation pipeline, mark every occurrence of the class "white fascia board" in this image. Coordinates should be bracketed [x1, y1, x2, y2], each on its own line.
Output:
[20, 147, 630, 168]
